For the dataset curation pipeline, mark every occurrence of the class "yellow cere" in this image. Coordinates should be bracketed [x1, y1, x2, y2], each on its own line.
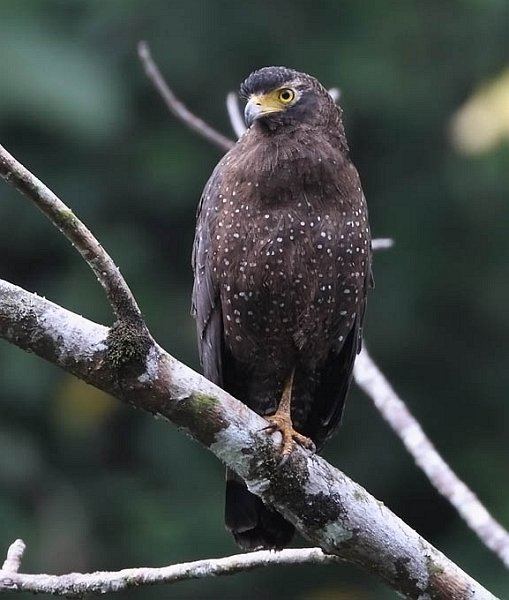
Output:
[250, 87, 297, 114]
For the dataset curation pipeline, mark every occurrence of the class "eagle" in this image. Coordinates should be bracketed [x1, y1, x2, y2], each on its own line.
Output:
[192, 66, 372, 551]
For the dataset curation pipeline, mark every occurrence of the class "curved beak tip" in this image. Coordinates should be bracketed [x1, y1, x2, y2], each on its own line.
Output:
[244, 100, 261, 128]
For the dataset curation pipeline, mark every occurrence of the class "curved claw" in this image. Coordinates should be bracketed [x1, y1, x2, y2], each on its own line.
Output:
[262, 414, 316, 460]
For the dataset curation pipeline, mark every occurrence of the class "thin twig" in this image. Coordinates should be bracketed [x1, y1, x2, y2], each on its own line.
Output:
[226, 92, 247, 138]
[0, 47, 503, 596]
[354, 346, 509, 568]
[0, 279, 498, 599]
[135, 46, 509, 570]
[0, 544, 339, 596]
[0, 145, 143, 326]
[138, 41, 234, 152]
[371, 238, 393, 251]
[328, 87, 341, 103]
[1, 540, 25, 574]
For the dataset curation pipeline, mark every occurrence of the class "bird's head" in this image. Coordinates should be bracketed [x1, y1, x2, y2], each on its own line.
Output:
[240, 66, 337, 132]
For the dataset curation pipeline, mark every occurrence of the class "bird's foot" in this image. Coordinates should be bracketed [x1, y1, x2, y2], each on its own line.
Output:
[262, 413, 316, 459]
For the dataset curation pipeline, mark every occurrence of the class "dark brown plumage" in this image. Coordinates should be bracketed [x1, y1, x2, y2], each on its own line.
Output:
[192, 66, 372, 551]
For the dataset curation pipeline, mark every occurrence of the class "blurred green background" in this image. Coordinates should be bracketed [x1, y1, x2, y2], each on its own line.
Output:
[0, 1, 508, 598]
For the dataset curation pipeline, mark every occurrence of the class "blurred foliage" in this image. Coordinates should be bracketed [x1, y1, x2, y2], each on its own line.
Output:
[450, 68, 509, 154]
[0, 1, 508, 598]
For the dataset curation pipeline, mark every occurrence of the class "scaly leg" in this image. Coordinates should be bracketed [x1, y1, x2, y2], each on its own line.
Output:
[263, 370, 315, 457]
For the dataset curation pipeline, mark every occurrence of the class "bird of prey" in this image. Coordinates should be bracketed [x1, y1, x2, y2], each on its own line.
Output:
[192, 66, 372, 551]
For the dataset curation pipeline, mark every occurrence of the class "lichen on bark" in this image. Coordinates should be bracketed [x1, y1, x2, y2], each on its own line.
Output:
[168, 392, 229, 447]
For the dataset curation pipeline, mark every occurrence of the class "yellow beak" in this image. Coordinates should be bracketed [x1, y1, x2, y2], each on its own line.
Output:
[244, 94, 283, 127]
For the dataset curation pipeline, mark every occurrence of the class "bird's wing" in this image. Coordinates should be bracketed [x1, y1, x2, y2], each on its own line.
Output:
[191, 168, 224, 385]
[306, 316, 360, 449]
[307, 243, 373, 450]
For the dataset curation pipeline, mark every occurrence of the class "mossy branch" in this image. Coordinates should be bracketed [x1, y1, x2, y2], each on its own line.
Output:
[138, 41, 509, 570]
[0, 278, 499, 599]
[0, 144, 144, 329]
[0, 47, 503, 598]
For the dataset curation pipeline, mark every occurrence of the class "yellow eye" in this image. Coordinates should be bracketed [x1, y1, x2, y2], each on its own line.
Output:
[278, 88, 295, 103]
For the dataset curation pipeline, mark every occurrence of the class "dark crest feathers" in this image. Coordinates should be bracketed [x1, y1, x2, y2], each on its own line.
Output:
[240, 66, 305, 97]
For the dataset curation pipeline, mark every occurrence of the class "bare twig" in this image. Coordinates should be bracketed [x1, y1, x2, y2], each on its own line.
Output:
[0, 145, 143, 327]
[0, 278, 498, 598]
[354, 347, 509, 568]
[1, 540, 25, 574]
[138, 41, 234, 152]
[328, 87, 341, 102]
[0, 543, 339, 596]
[0, 50, 504, 597]
[135, 43, 509, 571]
[371, 237, 393, 251]
[226, 92, 247, 138]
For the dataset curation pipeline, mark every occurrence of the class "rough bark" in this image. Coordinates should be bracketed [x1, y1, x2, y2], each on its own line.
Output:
[0, 543, 339, 596]
[0, 279, 497, 599]
[0, 145, 143, 327]
[138, 42, 509, 570]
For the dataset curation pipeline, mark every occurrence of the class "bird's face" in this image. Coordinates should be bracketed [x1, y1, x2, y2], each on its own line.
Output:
[240, 66, 333, 131]
[243, 86, 301, 128]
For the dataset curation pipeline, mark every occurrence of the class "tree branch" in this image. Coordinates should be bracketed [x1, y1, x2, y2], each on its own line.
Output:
[0, 145, 143, 327]
[0, 541, 339, 596]
[138, 41, 234, 152]
[354, 348, 509, 568]
[0, 47, 504, 596]
[1, 541, 25, 575]
[370, 237, 393, 251]
[136, 41, 509, 570]
[328, 87, 341, 103]
[0, 278, 498, 599]
[226, 92, 247, 139]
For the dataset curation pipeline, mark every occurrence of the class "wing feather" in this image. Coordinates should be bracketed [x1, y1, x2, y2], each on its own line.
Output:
[191, 168, 224, 385]
[306, 243, 373, 449]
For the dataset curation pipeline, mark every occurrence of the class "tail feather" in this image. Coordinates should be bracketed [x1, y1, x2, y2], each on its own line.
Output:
[225, 469, 294, 551]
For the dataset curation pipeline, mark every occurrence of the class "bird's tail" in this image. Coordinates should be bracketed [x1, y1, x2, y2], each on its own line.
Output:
[224, 469, 294, 551]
